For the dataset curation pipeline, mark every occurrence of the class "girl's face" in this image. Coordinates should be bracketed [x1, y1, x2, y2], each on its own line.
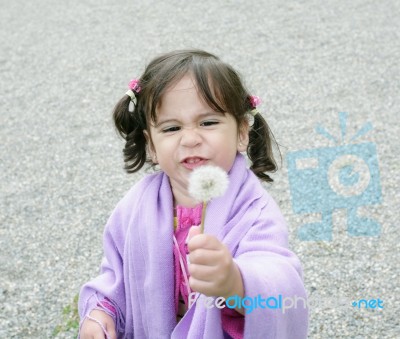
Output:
[146, 74, 248, 206]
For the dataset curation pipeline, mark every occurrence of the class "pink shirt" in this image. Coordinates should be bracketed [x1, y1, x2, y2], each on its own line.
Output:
[173, 204, 244, 339]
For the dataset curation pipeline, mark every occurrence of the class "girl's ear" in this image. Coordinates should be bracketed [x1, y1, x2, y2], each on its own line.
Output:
[237, 120, 250, 152]
[143, 130, 158, 163]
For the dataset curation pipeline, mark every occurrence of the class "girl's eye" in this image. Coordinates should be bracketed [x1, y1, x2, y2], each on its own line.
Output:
[201, 120, 219, 127]
[162, 126, 181, 133]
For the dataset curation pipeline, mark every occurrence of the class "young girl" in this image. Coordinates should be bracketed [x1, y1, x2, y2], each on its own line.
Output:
[79, 49, 308, 338]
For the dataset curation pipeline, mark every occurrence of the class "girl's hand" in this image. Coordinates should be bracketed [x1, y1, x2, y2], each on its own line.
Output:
[187, 226, 244, 300]
[80, 309, 116, 339]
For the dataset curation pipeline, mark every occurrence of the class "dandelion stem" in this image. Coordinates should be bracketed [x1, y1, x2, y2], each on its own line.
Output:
[200, 201, 207, 233]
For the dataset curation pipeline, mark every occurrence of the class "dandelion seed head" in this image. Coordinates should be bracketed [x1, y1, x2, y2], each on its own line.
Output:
[188, 165, 229, 202]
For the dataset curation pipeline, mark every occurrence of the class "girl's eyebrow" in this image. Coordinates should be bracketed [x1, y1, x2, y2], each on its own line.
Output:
[154, 111, 225, 128]
[153, 118, 180, 128]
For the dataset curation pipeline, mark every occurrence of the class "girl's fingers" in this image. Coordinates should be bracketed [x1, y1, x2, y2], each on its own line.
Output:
[187, 233, 222, 252]
[189, 276, 217, 295]
[188, 262, 215, 281]
[188, 247, 228, 266]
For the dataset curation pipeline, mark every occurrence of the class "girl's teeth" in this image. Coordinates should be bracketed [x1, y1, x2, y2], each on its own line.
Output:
[187, 158, 200, 164]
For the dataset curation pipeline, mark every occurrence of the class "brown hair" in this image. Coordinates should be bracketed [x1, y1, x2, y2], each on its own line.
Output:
[113, 49, 279, 182]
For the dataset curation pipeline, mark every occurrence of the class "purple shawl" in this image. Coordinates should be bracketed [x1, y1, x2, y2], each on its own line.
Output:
[79, 154, 308, 338]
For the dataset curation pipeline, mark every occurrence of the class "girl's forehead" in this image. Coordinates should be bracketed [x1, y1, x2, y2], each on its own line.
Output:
[152, 72, 224, 122]
[165, 74, 197, 92]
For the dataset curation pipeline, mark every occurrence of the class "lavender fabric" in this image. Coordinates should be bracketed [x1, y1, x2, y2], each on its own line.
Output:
[78, 154, 309, 338]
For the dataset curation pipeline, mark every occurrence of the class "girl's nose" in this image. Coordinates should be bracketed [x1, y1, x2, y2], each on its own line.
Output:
[180, 127, 202, 147]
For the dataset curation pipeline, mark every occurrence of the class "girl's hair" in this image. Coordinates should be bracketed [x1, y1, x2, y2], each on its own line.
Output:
[113, 49, 279, 182]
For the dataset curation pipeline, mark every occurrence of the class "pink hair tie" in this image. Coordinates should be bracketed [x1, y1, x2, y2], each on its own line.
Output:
[126, 78, 141, 112]
[128, 79, 141, 92]
[249, 95, 261, 108]
[249, 95, 261, 117]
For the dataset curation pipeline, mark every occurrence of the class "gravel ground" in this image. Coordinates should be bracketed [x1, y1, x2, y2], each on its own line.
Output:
[1, 0, 399, 338]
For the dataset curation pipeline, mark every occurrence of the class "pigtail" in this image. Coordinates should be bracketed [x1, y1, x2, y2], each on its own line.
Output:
[247, 112, 279, 182]
[112, 94, 147, 173]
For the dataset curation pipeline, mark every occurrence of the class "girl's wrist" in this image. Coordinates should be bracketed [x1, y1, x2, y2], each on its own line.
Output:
[221, 262, 245, 315]
[85, 314, 110, 337]
[222, 262, 244, 300]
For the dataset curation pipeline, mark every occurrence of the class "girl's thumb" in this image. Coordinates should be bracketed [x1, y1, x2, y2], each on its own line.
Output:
[187, 226, 201, 242]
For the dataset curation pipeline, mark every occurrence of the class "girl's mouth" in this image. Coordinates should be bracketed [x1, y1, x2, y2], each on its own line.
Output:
[181, 157, 208, 170]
